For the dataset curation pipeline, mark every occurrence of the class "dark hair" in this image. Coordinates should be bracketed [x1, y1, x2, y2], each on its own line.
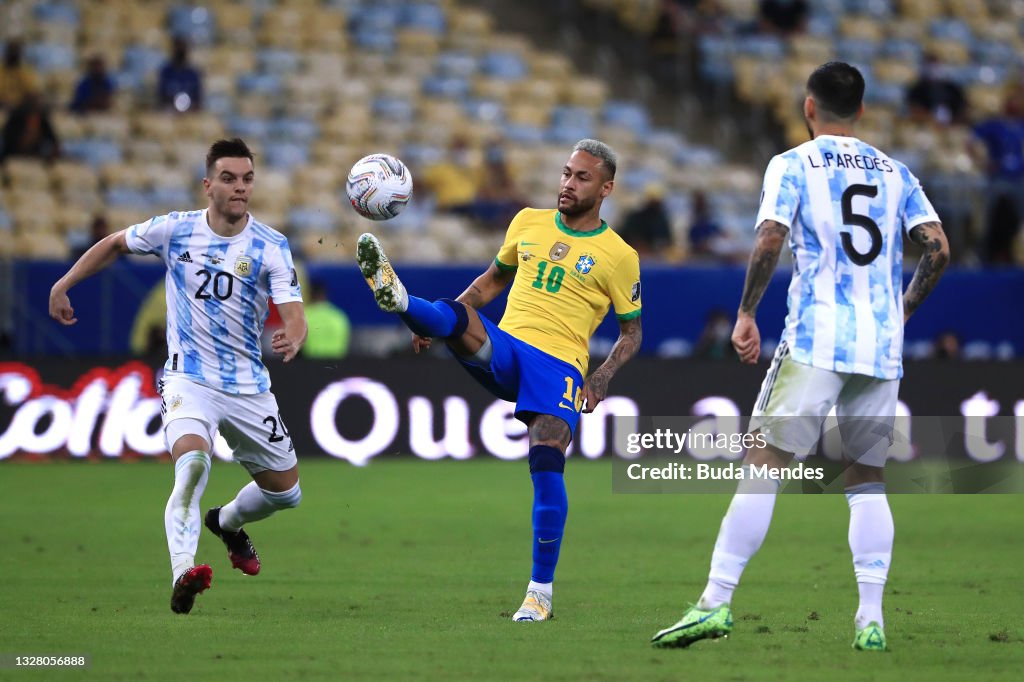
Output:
[806, 61, 864, 121]
[206, 138, 254, 173]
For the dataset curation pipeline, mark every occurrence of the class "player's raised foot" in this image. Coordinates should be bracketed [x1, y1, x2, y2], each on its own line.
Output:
[170, 564, 212, 614]
[651, 604, 733, 648]
[512, 590, 553, 622]
[204, 507, 261, 576]
[356, 233, 408, 313]
[852, 621, 888, 651]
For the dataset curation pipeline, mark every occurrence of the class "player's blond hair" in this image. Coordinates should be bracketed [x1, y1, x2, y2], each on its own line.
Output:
[573, 139, 617, 179]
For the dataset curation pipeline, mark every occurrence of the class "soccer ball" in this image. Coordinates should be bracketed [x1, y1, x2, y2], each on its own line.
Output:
[345, 154, 413, 221]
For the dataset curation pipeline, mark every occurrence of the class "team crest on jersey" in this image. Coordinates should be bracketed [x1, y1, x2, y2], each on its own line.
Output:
[168, 395, 183, 412]
[234, 256, 253, 277]
[549, 242, 570, 261]
[575, 254, 595, 275]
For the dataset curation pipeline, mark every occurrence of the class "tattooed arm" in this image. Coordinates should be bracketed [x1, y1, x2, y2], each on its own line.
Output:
[903, 221, 949, 323]
[456, 260, 516, 309]
[582, 316, 642, 413]
[733, 220, 789, 363]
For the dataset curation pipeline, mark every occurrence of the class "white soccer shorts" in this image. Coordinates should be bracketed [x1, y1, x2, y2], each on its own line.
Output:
[159, 375, 297, 474]
[749, 341, 899, 467]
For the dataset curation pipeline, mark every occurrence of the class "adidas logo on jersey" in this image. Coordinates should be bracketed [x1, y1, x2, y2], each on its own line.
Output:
[177, 251, 193, 263]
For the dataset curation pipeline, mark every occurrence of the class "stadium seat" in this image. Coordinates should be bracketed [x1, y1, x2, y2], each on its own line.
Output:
[168, 5, 217, 45]
[3, 160, 51, 190]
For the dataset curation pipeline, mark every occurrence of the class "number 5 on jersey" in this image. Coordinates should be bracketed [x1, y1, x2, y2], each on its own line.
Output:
[841, 184, 881, 266]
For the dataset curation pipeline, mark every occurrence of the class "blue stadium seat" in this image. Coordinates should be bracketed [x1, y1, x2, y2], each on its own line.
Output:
[842, 0, 892, 17]
[121, 45, 167, 80]
[64, 139, 124, 166]
[399, 143, 445, 167]
[806, 13, 839, 37]
[881, 39, 922, 63]
[502, 123, 546, 145]
[602, 101, 650, 136]
[480, 52, 527, 80]
[349, 4, 401, 31]
[836, 38, 879, 65]
[930, 18, 972, 43]
[23, 42, 76, 73]
[971, 41, 1017, 68]
[205, 93, 233, 117]
[697, 36, 735, 83]
[264, 142, 310, 171]
[546, 122, 594, 145]
[734, 35, 785, 60]
[229, 117, 271, 140]
[256, 49, 302, 75]
[287, 207, 335, 232]
[150, 186, 193, 208]
[435, 51, 478, 78]
[399, 3, 446, 35]
[422, 75, 471, 99]
[550, 106, 595, 129]
[372, 96, 416, 123]
[462, 98, 504, 123]
[349, 3, 400, 50]
[269, 117, 319, 143]
[352, 26, 397, 52]
[32, 2, 80, 25]
[950, 64, 1008, 87]
[865, 81, 905, 107]
[236, 73, 282, 96]
[168, 5, 217, 45]
[105, 187, 151, 210]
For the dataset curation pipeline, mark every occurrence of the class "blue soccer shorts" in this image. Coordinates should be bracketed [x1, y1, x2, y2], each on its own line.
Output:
[453, 315, 584, 434]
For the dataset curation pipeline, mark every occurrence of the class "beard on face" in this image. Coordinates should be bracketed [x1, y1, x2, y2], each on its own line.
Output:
[558, 193, 597, 217]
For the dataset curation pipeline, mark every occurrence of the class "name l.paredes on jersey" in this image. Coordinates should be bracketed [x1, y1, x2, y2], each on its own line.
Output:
[807, 152, 894, 173]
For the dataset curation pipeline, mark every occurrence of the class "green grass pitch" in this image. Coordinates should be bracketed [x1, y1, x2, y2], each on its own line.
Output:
[1, 458, 1021, 681]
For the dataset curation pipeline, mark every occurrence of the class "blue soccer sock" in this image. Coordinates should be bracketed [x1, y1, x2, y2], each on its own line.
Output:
[398, 296, 461, 338]
[529, 445, 568, 584]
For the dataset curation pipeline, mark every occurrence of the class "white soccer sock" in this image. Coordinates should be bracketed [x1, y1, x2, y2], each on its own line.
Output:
[847, 482, 892, 630]
[698, 470, 779, 609]
[219, 481, 302, 532]
[165, 450, 211, 584]
[527, 580, 552, 599]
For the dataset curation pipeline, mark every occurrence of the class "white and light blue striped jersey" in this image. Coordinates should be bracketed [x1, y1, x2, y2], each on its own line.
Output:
[125, 209, 303, 394]
[755, 135, 939, 380]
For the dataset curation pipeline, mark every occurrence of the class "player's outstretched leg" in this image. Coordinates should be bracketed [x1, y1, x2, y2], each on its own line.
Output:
[356, 233, 408, 313]
[170, 564, 213, 614]
[357, 233, 474, 341]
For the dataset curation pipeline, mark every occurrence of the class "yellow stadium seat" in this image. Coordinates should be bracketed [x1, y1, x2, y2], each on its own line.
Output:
[4, 159, 51, 190]
[839, 16, 883, 42]
[565, 76, 602, 108]
[14, 231, 71, 260]
[51, 160, 100, 195]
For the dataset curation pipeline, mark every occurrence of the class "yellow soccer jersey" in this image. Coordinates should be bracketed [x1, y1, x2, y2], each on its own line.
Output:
[495, 208, 642, 375]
